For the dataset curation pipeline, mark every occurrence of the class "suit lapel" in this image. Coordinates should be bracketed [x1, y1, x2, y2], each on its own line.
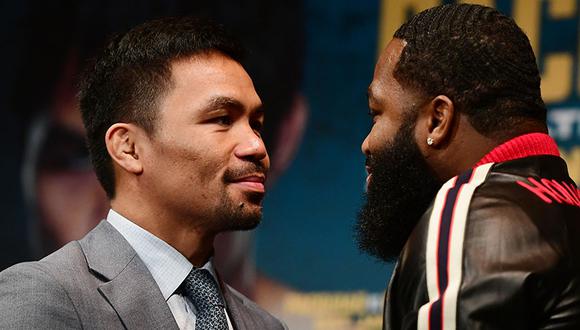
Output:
[79, 221, 179, 330]
[213, 270, 250, 330]
[219, 275, 277, 330]
[98, 256, 178, 329]
[222, 284, 251, 330]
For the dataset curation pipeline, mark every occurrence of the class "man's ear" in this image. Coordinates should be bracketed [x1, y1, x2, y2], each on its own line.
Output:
[420, 95, 455, 148]
[105, 123, 144, 175]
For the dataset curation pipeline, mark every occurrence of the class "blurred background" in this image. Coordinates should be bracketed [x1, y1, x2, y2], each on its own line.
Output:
[0, 0, 579, 329]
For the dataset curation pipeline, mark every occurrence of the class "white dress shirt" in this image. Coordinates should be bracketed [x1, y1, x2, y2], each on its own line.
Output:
[107, 209, 234, 330]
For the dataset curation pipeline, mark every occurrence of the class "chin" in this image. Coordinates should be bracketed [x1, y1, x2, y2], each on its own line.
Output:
[215, 196, 263, 232]
[238, 203, 263, 228]
[225, 212, 262, 231]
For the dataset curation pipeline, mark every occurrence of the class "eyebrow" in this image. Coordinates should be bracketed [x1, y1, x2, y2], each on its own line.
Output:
[203, 96, 244, 113]
[201, 96, 264, 115]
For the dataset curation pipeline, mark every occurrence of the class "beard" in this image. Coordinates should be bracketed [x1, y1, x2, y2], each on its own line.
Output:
[356, 113, 443, 262]
[213, 162, 267, 232]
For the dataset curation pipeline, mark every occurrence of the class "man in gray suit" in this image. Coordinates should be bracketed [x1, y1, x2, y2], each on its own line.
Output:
[0, 16, 285, 330]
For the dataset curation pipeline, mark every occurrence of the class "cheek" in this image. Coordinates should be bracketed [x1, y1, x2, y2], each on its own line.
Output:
[367, 122, 393, 152]
[150, 138, 227, 187]
[188, 143, 228, 181]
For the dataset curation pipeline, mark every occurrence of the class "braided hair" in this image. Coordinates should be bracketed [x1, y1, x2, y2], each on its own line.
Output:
[393, 4, 546, 136]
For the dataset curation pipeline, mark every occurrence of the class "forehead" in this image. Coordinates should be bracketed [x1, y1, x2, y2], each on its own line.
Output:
[368, 38, 407, 103]
[165, 52, 262, 112]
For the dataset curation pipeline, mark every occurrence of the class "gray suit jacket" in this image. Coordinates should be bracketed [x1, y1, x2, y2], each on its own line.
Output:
[0, 221, 286, 330]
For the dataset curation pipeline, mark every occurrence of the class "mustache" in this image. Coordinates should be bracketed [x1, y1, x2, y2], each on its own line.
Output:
[223, 162, 268, 182]
[365, 156, 375, 173]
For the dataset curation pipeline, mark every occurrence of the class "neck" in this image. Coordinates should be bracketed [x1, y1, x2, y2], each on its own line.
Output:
[431, 115, 548, 182]
[111, 194, 215, 267]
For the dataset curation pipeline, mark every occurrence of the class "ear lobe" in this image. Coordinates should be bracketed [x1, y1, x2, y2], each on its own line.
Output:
[425, 95, 454, 147]
[105, 123, 144, 175]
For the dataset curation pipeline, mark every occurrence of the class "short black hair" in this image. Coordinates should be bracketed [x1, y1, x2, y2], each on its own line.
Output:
[393, 4, 546, 136]
[79, 16, 243, 198]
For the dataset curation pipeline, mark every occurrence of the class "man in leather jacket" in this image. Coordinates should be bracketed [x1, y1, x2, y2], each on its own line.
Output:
[356, 4, 580, 329]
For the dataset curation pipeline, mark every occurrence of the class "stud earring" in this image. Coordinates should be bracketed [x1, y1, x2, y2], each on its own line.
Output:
[427, 137, 434, 146]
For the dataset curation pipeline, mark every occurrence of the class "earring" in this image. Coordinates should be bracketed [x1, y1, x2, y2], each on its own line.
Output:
[427, 137, 434, 146]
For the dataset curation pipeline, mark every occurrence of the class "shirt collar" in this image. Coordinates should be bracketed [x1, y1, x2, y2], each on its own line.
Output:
[106, 209, 219, 301]
[475, 133, 560, 166]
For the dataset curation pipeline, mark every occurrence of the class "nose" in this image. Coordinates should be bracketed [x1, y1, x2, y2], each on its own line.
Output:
[234, 128, 269, 162]
[361, 134, 370, 156]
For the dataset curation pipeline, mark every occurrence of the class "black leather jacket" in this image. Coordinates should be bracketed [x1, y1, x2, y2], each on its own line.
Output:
[384, 156, 580, 329]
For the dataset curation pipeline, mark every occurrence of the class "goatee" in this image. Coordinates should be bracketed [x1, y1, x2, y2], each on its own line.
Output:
[216, 162, 267, 232]
[356, 114, 442, 262]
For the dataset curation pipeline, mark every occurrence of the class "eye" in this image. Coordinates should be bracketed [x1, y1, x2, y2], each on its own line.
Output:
[368, 109, 378, 124]
[213, 116, 232, 126]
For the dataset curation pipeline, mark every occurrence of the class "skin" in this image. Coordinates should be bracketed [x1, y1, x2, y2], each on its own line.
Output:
[363, 38, 544, 183]
[107, 52, 269, 267]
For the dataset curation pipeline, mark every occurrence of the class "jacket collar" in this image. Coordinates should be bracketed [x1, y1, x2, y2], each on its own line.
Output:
[476, 133, 559, 166]
[79, 221, 179, 330]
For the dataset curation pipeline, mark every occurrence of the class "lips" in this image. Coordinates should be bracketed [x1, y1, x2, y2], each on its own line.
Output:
[230, 174, 266, 192]
[365, 165, 372, 189]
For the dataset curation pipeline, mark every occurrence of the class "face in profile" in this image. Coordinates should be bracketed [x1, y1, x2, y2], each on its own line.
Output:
[138, 52, 269, 233]
[356, 39, 442, 262]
